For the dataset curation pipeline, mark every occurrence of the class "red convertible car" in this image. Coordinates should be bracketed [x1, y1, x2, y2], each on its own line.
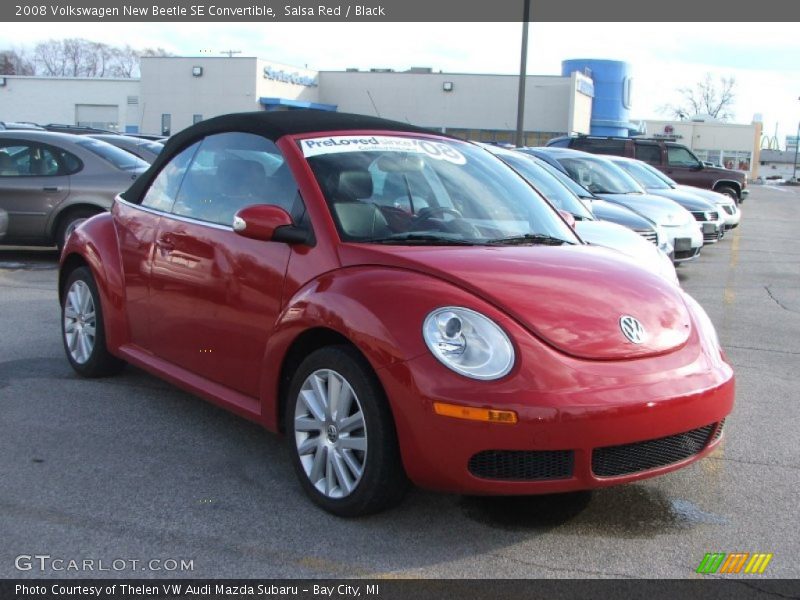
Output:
[59, 112, 734, 516]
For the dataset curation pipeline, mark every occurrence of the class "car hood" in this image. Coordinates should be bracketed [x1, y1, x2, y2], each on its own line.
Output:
[675, 185, 732, 206]
[644, 188, 716, 212]
[590, 199, 655, 229]
[575, 221, 678, 285]
[596, 192, 693, 227]
[339, 244, 691, 360]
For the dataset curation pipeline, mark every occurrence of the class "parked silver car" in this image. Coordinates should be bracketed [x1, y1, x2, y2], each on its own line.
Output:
[483, 144, 677, 284]
[537, 148, 704, 263]
[605, 155, 725, 244]
[0, 131, 148, 249]
[88, 134, 164, 164]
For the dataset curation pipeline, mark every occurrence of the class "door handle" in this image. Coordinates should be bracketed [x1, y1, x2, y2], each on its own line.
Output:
[42, 186, 60, 192]
[156, 235, 175, 252]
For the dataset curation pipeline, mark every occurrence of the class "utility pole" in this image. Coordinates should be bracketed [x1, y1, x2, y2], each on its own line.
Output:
[794, 121, 799, 182]
[220, 50, 242, 58]
[515, 0, 531, 148]
[794, 96, 800, 181]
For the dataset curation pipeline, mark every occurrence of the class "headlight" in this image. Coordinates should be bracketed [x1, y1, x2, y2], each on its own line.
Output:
[423, 307, 514, 380]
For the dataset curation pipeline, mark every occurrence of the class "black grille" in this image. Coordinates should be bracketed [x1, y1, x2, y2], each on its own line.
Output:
[634, 229, 658, 246]
[592, 424, 715, 477]
[674, 247, 700, 260]
[469, 450, 573, 481]
[712, 419, 725, 442]
[692, 211, 720, 222]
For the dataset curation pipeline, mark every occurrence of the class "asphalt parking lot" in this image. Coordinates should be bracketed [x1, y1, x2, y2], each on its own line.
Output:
[1, 184, 798, 579]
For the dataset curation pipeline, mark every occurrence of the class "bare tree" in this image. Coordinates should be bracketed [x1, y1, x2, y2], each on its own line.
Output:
[662, 73, 736, 122]
[34, 39, 68, 76]
[0, 48, 35, 75]
[25, 38, 174, 78]
[110, 45, 139, 78]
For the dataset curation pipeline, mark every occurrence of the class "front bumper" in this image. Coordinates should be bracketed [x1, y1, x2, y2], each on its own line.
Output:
[381, 329, 734, 495]
[662, 222, 703, 263]
[717, 202, 741, 229]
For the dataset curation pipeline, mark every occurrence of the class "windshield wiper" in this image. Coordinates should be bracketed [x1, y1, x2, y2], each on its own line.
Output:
[486, 233, 574, 246]
[365, 233, 481, 246]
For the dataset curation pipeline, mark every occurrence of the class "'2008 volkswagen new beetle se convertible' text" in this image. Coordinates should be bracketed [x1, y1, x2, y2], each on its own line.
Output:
[58, 112, 734, 516]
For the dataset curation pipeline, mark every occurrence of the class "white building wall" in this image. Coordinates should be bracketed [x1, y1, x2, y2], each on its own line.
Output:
[139, 57, 261, 135]
[318, 71, 588, 135]
[0, 76, 140, 131]
[568, 72, 593, 135]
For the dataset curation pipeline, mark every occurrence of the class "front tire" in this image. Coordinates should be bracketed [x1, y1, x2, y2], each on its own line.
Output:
[61, 267, 124, 378]
[285, 345, 408, 516]
[715, 185, 740, 205]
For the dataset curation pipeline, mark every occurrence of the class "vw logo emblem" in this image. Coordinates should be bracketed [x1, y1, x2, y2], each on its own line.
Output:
[619, 315, 646, 344]
[326, 424, 339, 443]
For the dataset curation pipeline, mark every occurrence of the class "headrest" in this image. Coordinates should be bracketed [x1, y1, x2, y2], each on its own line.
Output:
[337, 170, 373, 201]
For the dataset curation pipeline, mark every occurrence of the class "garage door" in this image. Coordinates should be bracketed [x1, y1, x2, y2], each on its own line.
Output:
[75, 104, 119, 131]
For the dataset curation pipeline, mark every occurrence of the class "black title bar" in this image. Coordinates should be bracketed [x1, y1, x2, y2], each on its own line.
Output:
[4, 0, 800, 21]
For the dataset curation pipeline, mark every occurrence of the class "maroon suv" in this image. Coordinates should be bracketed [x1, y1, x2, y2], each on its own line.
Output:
[546, 136, 748, 204]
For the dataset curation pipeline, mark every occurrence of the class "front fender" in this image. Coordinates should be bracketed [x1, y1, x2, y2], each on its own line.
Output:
[258, 266, 505, 430]
[59, 212, 127, 353]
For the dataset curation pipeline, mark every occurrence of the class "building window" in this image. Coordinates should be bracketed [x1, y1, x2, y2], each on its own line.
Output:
[161, 114, 171, 136]
[193, 114, 203, 124]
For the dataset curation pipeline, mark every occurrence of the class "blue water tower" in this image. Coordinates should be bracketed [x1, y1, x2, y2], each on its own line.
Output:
[562, 59, 632, 137]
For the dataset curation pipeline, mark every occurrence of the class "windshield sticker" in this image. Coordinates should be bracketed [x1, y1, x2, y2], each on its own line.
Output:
[300, 135, 466, 165]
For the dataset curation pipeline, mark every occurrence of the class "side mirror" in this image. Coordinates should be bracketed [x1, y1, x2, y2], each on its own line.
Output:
[558, 209, 576, 229]
[232, 205, 308, 244]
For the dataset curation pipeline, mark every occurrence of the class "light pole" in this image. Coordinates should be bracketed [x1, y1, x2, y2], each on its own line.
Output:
[793, 96, 800, 182]
[514, 0, 531, 147]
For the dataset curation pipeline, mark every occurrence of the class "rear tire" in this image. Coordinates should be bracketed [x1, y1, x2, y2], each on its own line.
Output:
[285, 345, 408, 516]
[61, 266, 125, 378]
[56, 208, 101, 252]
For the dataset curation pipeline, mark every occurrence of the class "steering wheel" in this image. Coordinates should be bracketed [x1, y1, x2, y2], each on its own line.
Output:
[415, 206, 463, 220]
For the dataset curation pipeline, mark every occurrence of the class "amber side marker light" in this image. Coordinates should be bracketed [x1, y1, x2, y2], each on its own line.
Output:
[433, 402, 518, 424]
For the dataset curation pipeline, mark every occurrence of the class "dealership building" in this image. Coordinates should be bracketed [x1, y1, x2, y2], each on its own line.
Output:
[0, 56, 594, 146]
[0, 55, 762, 177]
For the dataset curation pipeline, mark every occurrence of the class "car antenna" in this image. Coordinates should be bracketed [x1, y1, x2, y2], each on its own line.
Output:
[366, 90, 381, 117]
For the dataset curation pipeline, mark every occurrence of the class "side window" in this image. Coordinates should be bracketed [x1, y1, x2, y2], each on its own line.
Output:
[572, 138, 626, 155]
[547, 138, 571, 148]
[634, 143, 662, 165]
[0, 143, 61, 177]
[57, 149, 83, 174]
[667, 145, 701, 168]
[172, 132, 301, 227]
[141, 142, 200, 212]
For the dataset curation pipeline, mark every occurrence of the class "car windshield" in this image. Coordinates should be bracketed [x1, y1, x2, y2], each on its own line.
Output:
[614, 159, 671, 190]
[301, 135, 579, 246]
[557, 155, 643, 195]
[75, 138, 149, 171]
[640, 161, 678, 187]
[494, 151, 594, 220]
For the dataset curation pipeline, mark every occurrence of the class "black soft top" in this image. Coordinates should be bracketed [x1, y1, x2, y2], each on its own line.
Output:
[122, 110, 436, 204]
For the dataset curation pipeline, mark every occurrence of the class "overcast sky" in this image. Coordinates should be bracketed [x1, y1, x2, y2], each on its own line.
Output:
[4, 22, 798, 146]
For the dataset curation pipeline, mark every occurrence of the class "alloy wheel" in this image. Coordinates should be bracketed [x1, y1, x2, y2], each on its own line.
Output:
[294, 369, 368, 499]
[63, 280, 96, 364]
